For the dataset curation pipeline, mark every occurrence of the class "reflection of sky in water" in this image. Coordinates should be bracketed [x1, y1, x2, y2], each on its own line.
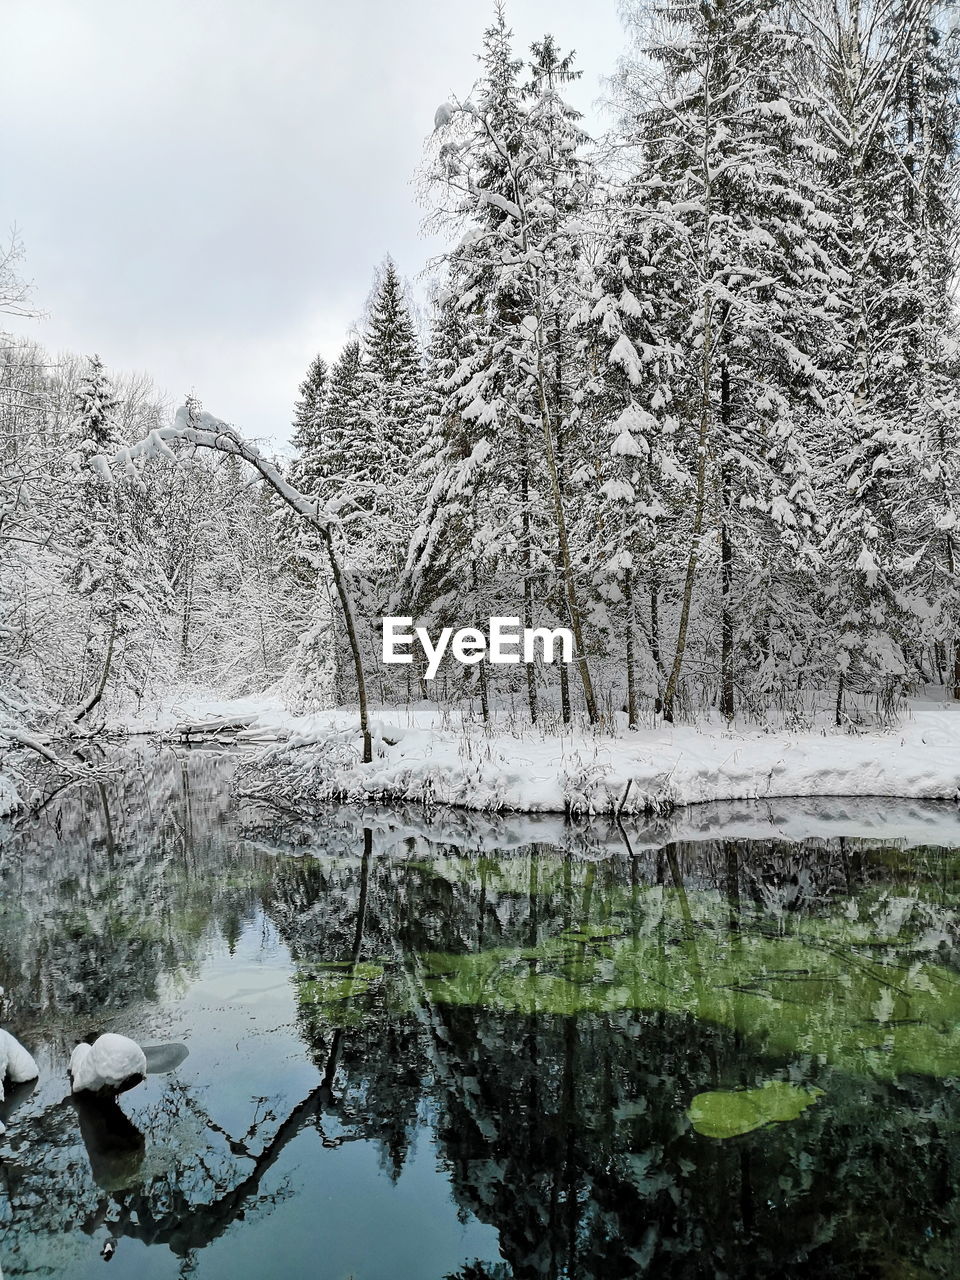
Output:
[1, 907, 501, 1280]
[2, 748, 960, 1278]
[0, 753, 503, 1279]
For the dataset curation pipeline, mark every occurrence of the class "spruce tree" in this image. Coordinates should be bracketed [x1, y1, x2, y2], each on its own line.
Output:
[360, 258, 424, 477]
[70, 354, 121, 604]
[617, 0, 826, 721]
[291, 354, 328, 497]
[284, 354, 338, 711]
[356, 259, 425, 579]
[798, 0, 952, 717]
[419, 10, 601, 722]
[324, 338, 365, 487]
[74, 353, 119, 455]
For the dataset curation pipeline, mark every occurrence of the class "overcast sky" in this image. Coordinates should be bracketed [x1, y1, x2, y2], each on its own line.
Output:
[3, 0, 625, 445]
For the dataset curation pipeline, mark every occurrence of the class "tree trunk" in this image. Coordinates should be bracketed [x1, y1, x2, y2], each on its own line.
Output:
[663, 297, 713, 723]
[625, 566, 637, 729]
[534, 376, 596, 723]
[559, 655, 571, 725]
[320, 527, 372, 763]
[74, 608, 118, 724]
[720, 511, 734, 720]
[520, 441, 538, 725]
[472, 561, 489, 723]
[719, 362, 734, 720]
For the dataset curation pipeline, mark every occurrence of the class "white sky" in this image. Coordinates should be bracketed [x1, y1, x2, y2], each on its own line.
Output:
[3, 0, 625, 444]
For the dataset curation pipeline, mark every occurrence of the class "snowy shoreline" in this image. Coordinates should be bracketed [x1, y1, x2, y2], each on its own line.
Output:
[109, 691, 960, 818]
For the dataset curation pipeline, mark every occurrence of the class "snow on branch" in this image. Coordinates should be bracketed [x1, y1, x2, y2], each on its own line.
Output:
[106, 406, 337, 530]
[476, 189, 522, 221]
[1, 726, 88, 773]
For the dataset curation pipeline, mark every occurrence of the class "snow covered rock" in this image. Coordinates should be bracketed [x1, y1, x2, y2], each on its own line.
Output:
[69, 1034, 147, 1095]
[0, 1028, 39, 1100]
[0, 1028, 40, 1135]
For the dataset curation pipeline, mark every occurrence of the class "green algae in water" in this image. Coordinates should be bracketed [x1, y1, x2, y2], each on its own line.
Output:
[417, 886, 960, 1079]
[688, 1082, 825, 1139]
[559, 925, 626, 942]
[296, 961, 385, 1004]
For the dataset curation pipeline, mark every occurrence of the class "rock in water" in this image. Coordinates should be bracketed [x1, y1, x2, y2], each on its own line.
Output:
[70, 1034, 147, 1095]
[0, 1028, 39, 1099]
[0, 1028, 40, 1135]
[143, 1042, 189, 1074]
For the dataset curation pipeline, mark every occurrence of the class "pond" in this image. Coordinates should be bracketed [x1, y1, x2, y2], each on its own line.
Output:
[2, 748, 960, 1278]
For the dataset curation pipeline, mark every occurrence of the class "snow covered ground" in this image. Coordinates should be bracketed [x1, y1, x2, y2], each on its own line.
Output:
[113, 688, 960, 816]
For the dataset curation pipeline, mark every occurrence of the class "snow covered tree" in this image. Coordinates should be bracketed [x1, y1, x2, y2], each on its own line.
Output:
[615, 0, 828, 722]
[417, 9, 601, 722]
[290, 291, 424, 708]
[290, 354, 328, 497]
[279, 578, 338, 714]
[360, 259, 424, 477]
[284, 353, 340, 713]
[352, 260, 426, 584]
[73, 354, 118, 454]
[795, 0, 960, 717]
[317, 337, 364, 495]
[68, 355, 129, 719]
[573, 174, 686, 724]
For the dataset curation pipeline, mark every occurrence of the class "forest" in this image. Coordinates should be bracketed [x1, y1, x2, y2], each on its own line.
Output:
[3, 0, 960, 804]
[6, 8, 960, 1276]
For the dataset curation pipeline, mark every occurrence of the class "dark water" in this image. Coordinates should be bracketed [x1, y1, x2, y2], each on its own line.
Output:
[2, 750, 960, 1278]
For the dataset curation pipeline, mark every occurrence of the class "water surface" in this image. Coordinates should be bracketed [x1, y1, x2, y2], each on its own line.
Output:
[2, 749, 960, 1278]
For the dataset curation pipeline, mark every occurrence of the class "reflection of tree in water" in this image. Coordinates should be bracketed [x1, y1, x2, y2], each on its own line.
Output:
[265, 828, 433, 1179]
[0, 752, 321, 1273]
[0, 751, 272, 1028]
[0, 760, 489, 1271]
[0, 1081, 311, 1273]
[0, 755, 391, 1275]
[4, 760, 960, 1277]
[262, 819, 960, 1279]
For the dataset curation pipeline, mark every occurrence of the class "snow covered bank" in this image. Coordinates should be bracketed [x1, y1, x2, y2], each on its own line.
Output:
[117, 690, 960, 816]
[240, 795, 960, 863]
